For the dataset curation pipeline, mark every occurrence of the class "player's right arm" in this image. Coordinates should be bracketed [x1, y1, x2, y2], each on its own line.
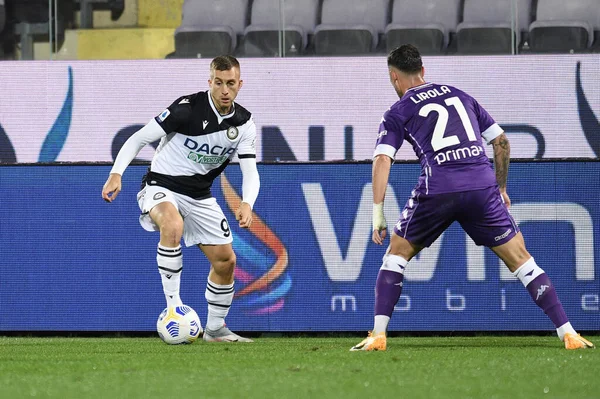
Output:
[101, 119, 167, 202]
[372, 154, 392, 245]
[371, 110, 405, 245]
[102, 96, 191, 203]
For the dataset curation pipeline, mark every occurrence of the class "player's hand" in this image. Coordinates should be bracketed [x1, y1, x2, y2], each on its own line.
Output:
[236, 202, 253, 228]
[102, 173, 122, 203]
[372, 203, 387, 245]
[500, 189, 511, 209]
[373, 227, 387, 245]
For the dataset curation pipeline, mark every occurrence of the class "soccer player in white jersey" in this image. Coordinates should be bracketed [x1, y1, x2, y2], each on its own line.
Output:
[102, 56, 258, 342]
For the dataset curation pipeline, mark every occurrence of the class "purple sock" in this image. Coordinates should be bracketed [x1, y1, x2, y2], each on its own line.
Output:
[374, 269, 404, 317]
[526, 274, 569, 328]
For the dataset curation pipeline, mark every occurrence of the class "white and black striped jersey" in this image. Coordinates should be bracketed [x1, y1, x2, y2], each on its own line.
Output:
[144, 91, 256, 199]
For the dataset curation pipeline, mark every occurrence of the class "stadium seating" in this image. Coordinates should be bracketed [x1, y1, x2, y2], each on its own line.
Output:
[529, 0, 600, 53]
[456, 0, 532, 54]
[172, 0, 249, 58]
[385, 0, 461, 54]
[5, 0, 592, 60]
[314, 0, 389, 55]
[242, 0, 318, 56]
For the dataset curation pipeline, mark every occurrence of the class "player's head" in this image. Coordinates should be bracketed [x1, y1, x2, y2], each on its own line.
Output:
[209, 55, 243, 114]
[387, 44, 425, 97]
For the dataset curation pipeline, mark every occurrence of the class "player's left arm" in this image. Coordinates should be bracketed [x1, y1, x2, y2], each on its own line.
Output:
[491, 133, 511, 208]
[236, 119, 260, 228]
[474, 99, 511, 207]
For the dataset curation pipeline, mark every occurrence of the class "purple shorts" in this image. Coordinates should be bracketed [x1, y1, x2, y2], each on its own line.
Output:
[393, 186, 519, 248]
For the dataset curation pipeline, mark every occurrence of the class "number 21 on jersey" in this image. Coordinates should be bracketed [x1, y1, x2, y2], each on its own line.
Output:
[418, 96, 476, 151]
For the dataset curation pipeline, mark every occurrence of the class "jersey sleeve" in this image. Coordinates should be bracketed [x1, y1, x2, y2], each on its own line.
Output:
[473, 99, 503, 144]
[154, 96, 193, 134]
[373, 110, 405, 160]
[110, 118, 167, 176]
[236, 117, 257, 159]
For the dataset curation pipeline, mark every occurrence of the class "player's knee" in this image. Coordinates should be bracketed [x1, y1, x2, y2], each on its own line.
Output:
[223, 254, 236, 273]
[214, 254, 236, 276]
[514, 248, 532, 267]
[389, 235, 420, 261]
[509, 235, 531, 261]
[494, 233, 532, 270]
[159, 219, 184, 244]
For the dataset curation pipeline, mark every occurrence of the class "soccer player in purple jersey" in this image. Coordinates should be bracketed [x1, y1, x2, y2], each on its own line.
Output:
[351, 45, 594, 351]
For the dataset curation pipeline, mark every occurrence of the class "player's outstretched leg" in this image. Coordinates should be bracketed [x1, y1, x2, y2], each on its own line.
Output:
[494, 233, 595, 350]
[512, 258, 594, 349]
[157, 244, 183, 307]
[351, 254, 408, 351]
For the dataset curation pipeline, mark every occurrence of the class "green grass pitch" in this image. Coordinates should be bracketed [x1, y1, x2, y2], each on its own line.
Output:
[1, 336, 598, 399]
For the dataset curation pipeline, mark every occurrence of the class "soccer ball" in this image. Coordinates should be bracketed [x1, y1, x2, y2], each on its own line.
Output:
[156, 305, 203, 344]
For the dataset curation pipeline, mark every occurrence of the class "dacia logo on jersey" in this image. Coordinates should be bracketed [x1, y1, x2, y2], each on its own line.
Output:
[184, 138, 235, 164]
[226, 126, 239, 141]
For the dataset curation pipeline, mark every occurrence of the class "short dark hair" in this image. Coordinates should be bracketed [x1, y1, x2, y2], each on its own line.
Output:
[210, 55, 240, 72]
[387, 45, 422, 74]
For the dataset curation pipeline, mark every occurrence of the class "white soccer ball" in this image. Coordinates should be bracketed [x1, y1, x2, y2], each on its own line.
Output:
[156, 305, 203, 344]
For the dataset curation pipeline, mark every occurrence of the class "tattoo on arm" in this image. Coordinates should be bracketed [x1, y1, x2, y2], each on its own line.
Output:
[492, 133, 510, 190]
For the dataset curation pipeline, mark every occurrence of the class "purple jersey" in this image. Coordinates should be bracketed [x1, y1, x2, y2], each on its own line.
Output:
[374, 82, 504, 194]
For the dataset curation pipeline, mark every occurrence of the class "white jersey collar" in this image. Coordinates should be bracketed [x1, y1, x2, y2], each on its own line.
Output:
[207, 91, 236, 124]
[405, 82, 433, 94]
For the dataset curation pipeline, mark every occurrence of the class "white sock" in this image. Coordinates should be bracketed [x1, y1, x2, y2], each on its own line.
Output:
[205, 278, 234, 331]
[381, 254, 408, 273]
[556, 322, 577, 341]
[157, 244, 183, 307]
[373, 315, 390, 335]
[512, 257, 544, 287]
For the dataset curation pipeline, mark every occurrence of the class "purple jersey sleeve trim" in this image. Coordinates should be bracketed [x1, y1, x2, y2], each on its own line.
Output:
[481, 123, 504, 144]
[373, 144, 397, 160]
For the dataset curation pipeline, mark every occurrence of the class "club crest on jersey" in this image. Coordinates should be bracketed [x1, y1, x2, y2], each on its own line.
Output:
[226, 126, 239, 141]
[157, 109, 170, 122]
